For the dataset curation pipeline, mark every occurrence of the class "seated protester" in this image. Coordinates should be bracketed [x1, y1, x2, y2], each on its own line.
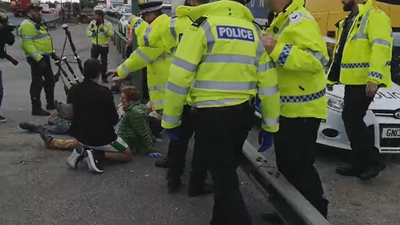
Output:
[66, 58, 133, 173]
[19, 112, 71, 135]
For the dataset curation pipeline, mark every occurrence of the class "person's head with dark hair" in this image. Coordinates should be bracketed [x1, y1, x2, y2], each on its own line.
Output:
[139, 1, 163, 24]
[83, 58, 102, 81]
[94, 9, 105, 23]
[120, 86, 140, 106]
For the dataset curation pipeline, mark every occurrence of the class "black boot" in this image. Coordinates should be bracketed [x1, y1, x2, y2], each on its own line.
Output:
[46, 103, 56, 110]
[40, 129, 53, 149]
[358, 163, 386, 180]
[261, 212, 283, 223]
[335, 165, 365, 177]
[32, 108, 51, 116]
[19, 122, 38, 132]
[167, 178, 181, 194]
[188, 183, 213, 198]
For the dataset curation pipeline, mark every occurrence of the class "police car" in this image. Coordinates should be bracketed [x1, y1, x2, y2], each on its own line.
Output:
[255, 33, 400, 153]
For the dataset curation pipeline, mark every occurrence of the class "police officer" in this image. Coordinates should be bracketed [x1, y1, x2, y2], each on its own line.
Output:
[261, 0, 329, 221]
[19, 1, 59, 116]
[87, 10, 114, 83]
[327, 0, 392, 180]
[161, 0, 280, 223]
[153, 0, 212, 196]
[113, 1, 170, 110]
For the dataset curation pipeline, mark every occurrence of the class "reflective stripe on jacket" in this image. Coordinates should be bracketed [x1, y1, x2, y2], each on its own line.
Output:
[161, 0, 280, 132]
[117, 14, 171, 110]
[327, 0, 392, 88]
[86, 20, 114, 46]
[19, 19, 54, 62]
[266, 0, 328, 119]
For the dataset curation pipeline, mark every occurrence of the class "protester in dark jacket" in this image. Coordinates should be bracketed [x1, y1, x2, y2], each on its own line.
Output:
[66, 58, 133, 173]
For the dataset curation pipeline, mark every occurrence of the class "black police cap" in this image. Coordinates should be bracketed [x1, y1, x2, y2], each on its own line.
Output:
[27, 3, 42, 11]
[94, 9, 105, 16]
[138, 1, 163, 15]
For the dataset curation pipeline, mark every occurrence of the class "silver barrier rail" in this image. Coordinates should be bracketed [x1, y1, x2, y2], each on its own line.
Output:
[13, 16, 60, 36]
[241, 141, 331, 225]
[106, 14, 333, 225]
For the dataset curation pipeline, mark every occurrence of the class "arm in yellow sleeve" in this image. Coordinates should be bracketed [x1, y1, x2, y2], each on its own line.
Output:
[161, 26, 206, 129]
[367, 11, 393, 85]
[116, 46, 165, 78]
[86, 22, 95, 38]
[269, 25, 329, 73]
[20, 23, 42, 62]
[104, 22, 114, 37]
[258, 52, 280, 133]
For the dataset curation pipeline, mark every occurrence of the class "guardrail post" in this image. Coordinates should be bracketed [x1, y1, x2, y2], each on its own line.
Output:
[130, 0, 145, 103]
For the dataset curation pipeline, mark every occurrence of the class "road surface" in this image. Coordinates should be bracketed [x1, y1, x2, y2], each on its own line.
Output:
[1, 24, 400, 225]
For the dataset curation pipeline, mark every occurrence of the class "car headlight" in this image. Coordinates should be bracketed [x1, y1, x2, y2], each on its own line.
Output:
[327, 93, 344, 112]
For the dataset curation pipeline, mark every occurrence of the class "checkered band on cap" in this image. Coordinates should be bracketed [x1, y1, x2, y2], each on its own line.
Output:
[140, 5, 162, 14]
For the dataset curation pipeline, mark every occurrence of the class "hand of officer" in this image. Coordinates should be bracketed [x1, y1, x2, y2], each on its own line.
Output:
[38, 58, 47, 68]
[261, 33, 276, 54]
[91, 30, 97, 37]
[258, 130, 274, 152]
[366, 82, 378, 97]
[99, 24, 104, 31]
[166, 127, 180, 141]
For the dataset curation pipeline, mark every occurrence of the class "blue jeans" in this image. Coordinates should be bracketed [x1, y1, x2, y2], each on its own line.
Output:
[41, 119, 71, 134]
[0, 69, 3, 108]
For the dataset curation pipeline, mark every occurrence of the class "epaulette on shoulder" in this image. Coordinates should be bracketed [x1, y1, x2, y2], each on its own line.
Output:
[191, 16, 207, 28]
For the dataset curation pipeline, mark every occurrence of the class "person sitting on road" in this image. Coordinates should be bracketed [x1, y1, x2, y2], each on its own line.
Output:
[40, 86, 164, 154]
[65, 58, 134, 173]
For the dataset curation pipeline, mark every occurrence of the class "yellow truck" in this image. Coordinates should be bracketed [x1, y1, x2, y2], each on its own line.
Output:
[306, 0, 400, 37]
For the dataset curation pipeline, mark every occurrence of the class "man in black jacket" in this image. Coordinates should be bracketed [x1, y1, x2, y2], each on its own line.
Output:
[66, 58, 131, 173]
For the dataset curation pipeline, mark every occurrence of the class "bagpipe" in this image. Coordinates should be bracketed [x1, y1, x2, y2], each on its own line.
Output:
[54, 24, 84, 94]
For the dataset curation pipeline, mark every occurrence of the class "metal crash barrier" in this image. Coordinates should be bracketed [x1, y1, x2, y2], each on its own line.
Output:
[13, 16, 60, 36]
[241, 141, 331, 225]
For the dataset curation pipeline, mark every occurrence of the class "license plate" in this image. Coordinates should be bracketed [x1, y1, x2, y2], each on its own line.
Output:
[381, 128, 400, 138]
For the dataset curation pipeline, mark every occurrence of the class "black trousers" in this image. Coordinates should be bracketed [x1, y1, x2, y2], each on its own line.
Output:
[167, 105, 208, 188]
[27, 56, 55, 109]
[274, 116, 329, 217]
[90, 44, 109, 80]
[342, 85, 379, 169]
[194, 102, 254, 225]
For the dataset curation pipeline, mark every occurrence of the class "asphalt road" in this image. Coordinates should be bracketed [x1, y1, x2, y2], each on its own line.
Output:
[1, 24, 400, 225]
[8, 13, 59, 26]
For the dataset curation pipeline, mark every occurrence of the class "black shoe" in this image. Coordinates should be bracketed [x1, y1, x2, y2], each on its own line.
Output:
[0, 115, 7, 122]
[335, 166, 365, 177]
[40, 129, 53, 149]
[358, 163, 386, 180]
[261, 212, 283, 223]
[46, 103, 56, 110]
[85, 149, 104, 173]
[188, 183, 213, 198]
[167, 178, 181, 194]
[19, 122, 38, 132]
[155, 158, 170, 168]
[32, 108, 51, 116]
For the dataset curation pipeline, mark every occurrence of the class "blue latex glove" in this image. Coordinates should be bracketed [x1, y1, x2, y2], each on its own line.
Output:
[258, 130, 273, 152]
[165, 127, 180, 141]
[148, 152, 163, 158]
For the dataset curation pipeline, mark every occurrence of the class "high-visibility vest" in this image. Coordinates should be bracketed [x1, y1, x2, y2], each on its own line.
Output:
[117, 15, 172, 110]
[327, 0, 392, 88]
[266, 0, 328, 119]
[86, 20, 114, 46]
[161, 0, 280, 133]
[19, 19, 54, 61]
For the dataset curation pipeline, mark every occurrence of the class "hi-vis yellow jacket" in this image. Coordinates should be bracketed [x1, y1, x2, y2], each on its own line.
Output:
[116, 14, 172, 110]
[266, 0, 328, 119]
[86, 20, 114, 46]
[19, 19, 55, 62]
[161, 0, 280, 133]
[327, 0, 393, 88]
